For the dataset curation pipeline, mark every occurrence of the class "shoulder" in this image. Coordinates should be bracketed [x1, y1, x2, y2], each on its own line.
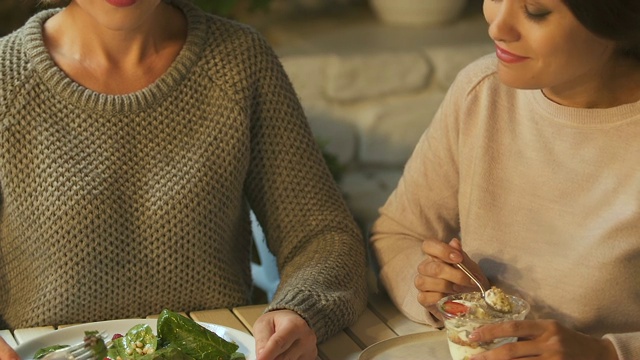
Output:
[203, 15, 276, 61]
[0, 10, 57, 122]
[449, 53, 502, 99]
[0, 9, 56, 75]
[0, 20, 31, 112]
[172, 0, 273, 56]
[174, 2, 279, 80]
[0, 23, 26, 64]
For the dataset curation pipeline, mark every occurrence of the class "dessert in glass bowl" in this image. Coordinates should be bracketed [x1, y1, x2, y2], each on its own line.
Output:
[436, 289, 530, 360]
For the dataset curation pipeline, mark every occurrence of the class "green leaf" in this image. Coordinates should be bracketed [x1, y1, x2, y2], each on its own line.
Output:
[139, 347, 196, 359]
[230, 351, 246, 360]
[107, 324, 158, 359]
[34, 345, 68, 359]
[157, 309, 240, 360]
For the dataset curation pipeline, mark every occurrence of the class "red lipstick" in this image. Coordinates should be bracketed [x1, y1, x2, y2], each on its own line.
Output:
[106, 0, 137, 7]
[495, 45, 529, 64]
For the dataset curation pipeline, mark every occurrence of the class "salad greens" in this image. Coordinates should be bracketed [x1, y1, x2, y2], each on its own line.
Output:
[34, 310, 246, 360]
[156, 309, 243, 359]
[33, 345, 68, 359]
[106, 324, 157, 359]
[34, 330, 107, 359]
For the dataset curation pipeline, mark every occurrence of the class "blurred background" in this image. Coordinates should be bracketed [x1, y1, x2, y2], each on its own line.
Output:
[1, 0, 367, 36]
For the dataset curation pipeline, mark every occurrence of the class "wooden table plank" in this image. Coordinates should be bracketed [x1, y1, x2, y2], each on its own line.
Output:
[13, 326, 55, 345]
[367, 291, 435, 336]
[318, 331, 363, 360]
[345, 307, 397, 348]
[232, 304, 267, 333]
[190, 309, 250, 334]
[0, 330, 17, 348]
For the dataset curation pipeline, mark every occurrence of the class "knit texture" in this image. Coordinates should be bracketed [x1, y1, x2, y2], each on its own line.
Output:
[371, 54, 640, 359]
[0, 0, 368, 342]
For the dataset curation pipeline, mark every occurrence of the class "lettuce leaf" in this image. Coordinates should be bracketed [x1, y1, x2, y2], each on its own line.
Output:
[156, 309, 244, 360]
[107, 324, 157, 359]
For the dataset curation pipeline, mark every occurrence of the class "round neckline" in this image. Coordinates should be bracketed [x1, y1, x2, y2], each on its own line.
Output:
[22, 0, 207, 113]
[528, 88, 640, 128]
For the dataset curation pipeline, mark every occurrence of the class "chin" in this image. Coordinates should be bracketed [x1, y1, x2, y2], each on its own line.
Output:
[496, 68, 543, 90]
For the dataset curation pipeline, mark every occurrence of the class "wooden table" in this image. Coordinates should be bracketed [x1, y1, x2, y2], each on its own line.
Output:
[3, 291, 440, 360]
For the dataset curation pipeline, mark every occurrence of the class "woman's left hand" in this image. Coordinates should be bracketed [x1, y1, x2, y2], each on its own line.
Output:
[468, 319, 619, 360]
[252, 309, 318, 360]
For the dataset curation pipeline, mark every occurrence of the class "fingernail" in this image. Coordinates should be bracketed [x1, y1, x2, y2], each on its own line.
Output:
[468, 332, 478, 341]
[449, 252, 462, 262]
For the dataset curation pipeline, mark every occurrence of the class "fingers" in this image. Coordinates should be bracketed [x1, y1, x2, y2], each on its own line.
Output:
[470, 339, 541, 360]
[415, 272, 476, 308]
[415, 258, 477, 309]
[471, 320, 621, 360]
[416, 238, 482, 310]
[423, 237, 490, 291]
[449, 237, 463, 250]
[0, 338, 19, 360]
[468, 320, 563, 360]
[254, 310, 317, 360]
[416, 259, 476, 292]
[471, 320, 540, 342]
[253, 313, 276, 359]
[421, 238, 463, 263]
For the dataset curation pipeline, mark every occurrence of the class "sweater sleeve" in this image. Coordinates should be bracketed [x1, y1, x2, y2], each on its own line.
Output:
[369, 61, 472, 327]
[241, 31, 368, 342]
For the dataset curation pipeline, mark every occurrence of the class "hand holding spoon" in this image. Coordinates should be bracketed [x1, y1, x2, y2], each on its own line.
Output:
[454, 263, 511, 313]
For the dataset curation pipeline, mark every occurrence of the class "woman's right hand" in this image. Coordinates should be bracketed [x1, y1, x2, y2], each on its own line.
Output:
[415, 238, 489, 315]
[0, 337, 19, 360]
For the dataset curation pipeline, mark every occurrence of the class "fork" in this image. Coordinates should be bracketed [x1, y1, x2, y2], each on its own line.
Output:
[40, 331, 108, 360]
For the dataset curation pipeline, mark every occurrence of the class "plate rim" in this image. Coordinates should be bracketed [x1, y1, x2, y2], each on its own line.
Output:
[358, 330, 449, 360]
[14, 318, 255, 359]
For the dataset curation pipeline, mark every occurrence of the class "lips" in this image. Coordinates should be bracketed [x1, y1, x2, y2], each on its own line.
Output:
[106, 0, 137, 7]
[495, 45, 528, 64]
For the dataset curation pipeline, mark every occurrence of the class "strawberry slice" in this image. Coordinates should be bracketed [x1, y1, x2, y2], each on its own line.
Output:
[442, 300, 469, 315]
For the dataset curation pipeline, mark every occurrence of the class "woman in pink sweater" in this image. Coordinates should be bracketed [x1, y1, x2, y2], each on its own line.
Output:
[371, 0, 640, 359]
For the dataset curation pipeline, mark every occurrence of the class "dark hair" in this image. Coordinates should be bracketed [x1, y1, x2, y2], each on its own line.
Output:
[563, 0, 640, 60]
[38, 0, 70, 6]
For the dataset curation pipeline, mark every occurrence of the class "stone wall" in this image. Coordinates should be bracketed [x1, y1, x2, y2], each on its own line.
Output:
[280, 42, 494, 231]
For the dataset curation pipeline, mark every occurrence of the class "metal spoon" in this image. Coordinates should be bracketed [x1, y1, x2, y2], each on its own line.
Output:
[455, 263, 510, 313]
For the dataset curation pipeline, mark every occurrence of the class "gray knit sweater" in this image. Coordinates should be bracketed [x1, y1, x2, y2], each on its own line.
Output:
[0, 0, 367, 341]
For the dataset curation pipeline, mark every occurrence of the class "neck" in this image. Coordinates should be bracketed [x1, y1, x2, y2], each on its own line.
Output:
[43, 2, 186, 70]
[42, 2, 187, 94]
[543, 56, 640, 109]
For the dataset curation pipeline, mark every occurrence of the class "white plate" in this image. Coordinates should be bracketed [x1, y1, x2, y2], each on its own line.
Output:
[15, 318, 255, 360]
[359, 331, 452, 360]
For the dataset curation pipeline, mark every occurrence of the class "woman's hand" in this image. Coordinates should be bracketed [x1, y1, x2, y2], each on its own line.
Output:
[253, 309, 317, 360]
[416, 238, 489, 312]
[468, 319, 619, 360]
[0, 337, 19, 360]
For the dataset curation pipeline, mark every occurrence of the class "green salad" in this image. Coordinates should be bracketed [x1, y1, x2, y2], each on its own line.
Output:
[34, 309, 246, 360]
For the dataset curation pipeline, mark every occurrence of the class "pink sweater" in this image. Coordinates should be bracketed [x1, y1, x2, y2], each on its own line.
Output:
[371, 54, 640, 359]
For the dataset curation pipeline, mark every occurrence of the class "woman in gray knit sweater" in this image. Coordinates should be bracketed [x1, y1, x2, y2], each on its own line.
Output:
[0, 0, 368, 359]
